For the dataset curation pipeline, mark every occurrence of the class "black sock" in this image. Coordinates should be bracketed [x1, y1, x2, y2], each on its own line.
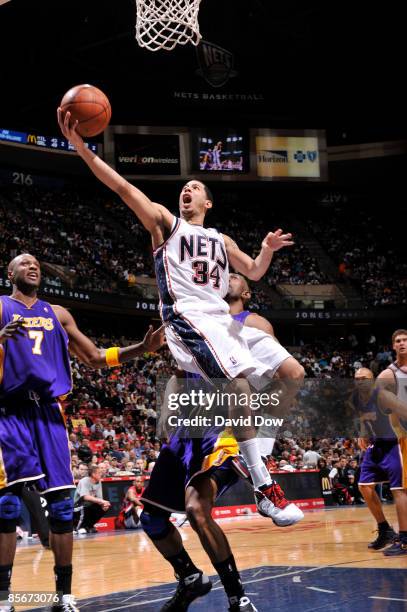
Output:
[0, 564, 13, 592]
[399, 530, 407, 543]
[213, 555, 244, 606]
[165, 548, 200, 580]
[54, 564, 72, 596]
[378, 520, 390, 532]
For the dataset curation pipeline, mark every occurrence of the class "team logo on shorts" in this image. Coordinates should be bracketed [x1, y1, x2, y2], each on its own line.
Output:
[196, 40, 238, 88]
[230, 355, 238, 365]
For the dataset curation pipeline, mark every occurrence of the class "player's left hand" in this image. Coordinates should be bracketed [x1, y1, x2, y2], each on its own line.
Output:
[142, 325, 166, 353]
[262, 229, 294, 252]
[0, 317, 25, 344]
[57, 108, 85, 152]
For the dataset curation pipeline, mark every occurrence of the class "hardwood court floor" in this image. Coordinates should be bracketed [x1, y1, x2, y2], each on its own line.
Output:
[12, 506, 407, 608]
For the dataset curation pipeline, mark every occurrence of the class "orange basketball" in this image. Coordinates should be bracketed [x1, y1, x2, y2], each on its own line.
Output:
[60, 84, 111, 138]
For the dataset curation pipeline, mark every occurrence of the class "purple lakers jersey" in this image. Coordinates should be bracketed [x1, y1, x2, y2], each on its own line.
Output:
[352, 387, 397, 441]
[232, 310, 251, 324]
[0, 295, 72, 399]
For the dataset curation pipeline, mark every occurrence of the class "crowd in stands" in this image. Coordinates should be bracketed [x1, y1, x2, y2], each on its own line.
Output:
[308, 206, 407, 307]
[66, 333, 175, 477]
[2, 185, 328, 304]
[292, 334, 393, 378]
[266, 438, 369, 505]
[3, 183, 406, 309]
[1, 186, 153, 294]
[265, 244, 328, 286]
[221, 207, 328, 286]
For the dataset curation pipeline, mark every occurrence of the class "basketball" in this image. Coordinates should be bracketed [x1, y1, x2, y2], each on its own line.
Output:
[60, 84, 111, 138]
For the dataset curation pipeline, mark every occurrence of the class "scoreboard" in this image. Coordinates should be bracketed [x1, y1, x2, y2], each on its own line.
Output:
[0, 128, 97, 153]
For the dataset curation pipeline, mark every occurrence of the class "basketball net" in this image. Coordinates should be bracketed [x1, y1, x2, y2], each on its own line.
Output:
[135, 0, 202, 52]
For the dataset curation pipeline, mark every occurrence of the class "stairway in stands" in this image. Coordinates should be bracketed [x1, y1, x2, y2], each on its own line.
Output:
[295, 221, 365, 308]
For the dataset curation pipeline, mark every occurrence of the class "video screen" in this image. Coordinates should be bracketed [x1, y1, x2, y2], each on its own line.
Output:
[192, 129, 249, 173]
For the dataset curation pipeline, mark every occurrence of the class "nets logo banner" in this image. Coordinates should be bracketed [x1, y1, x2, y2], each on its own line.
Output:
[256, 136, 320, 178]
[196, 40, 238, 88]
[115, 134, 181, 175]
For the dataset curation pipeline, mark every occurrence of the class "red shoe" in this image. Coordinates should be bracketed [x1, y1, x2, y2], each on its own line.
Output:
[254, 482, 304, 526]
[261, 482, 290, 509]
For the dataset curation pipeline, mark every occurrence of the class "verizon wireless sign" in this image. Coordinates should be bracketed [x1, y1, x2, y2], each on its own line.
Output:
[115, 134, 181, 175]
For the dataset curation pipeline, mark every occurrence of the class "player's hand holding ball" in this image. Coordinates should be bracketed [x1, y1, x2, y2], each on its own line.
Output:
[57, 84, 111, 151]
[262, 229, 294, 252]
[57, 107, 85, 152]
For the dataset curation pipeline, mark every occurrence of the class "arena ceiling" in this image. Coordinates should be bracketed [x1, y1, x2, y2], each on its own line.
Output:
[0, 0, 404, 145]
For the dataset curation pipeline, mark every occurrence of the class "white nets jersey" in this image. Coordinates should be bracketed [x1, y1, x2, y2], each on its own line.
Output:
[387, 362, 407, 437]
[154, 216, 230, 320]
[388, 363, 407, 404]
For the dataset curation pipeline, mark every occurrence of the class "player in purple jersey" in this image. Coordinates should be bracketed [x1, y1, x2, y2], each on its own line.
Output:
[352, 368, 398, 549]
[357, 329, 407, 556]
[0, 254, 164, 612]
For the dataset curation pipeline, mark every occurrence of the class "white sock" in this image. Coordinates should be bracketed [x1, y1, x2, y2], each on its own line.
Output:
[239, 438, 272, 488]
[256, 437, 276, 458]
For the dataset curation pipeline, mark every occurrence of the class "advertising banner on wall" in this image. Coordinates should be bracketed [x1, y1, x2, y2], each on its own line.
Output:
[115, 134, 181, 175]
[256, 136, 320, 178]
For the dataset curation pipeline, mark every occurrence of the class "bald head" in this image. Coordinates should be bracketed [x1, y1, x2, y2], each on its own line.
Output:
[8, 253, 39, 273]
[355, 368, 374, 380]
[8, 253, 41, 293]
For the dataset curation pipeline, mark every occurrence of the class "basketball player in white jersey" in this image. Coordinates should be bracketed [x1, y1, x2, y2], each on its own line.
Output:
[58, 110, 304, 526]
[358, 329, 407, 556]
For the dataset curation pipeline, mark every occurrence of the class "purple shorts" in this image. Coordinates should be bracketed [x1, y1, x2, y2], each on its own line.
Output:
[141, 425, 240, 513]
[359, 441, 405, 490]
[0, 394, 74, 492]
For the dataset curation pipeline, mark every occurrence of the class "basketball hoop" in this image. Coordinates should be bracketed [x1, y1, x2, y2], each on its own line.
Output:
[135, 0, 202, 52]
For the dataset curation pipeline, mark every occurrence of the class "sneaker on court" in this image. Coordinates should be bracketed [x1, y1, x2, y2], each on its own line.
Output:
[383, 538, 407, 556]
[51, 594, 79, 611]
[368, 526, 397, 550]
[254, 482, 304, 527]
[229, 596, 258, 611]
[77, 528, 88, 535]
[160, 572, 212, 611]
[0, 605, 15, 612]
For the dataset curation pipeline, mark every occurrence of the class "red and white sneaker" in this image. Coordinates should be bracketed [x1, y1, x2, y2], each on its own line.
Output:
[254, 482, 304, 527]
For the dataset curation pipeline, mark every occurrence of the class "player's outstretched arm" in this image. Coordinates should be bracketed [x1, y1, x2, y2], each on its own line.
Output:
[223, 229, 294, 281]
[52, 305, 165, 368]
[57, 109, 173, 238]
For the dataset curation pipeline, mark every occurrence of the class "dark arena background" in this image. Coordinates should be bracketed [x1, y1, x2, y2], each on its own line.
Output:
[0, 1, 406, 611]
